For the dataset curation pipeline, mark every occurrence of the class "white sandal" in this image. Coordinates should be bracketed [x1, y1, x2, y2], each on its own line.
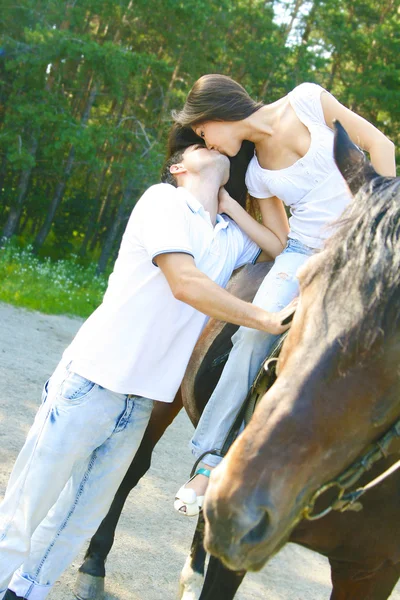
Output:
[174, 468, 211, 517]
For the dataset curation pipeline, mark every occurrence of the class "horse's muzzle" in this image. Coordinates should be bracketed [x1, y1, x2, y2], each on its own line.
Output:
[203, 493, 277, 572]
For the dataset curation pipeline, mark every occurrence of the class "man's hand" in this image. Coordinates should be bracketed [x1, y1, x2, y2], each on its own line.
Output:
[261, 298, 298, 335]
[155, 252, 298, 334]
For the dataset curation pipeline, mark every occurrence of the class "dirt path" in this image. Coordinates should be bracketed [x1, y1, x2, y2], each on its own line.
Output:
[1, 301, 399, 600]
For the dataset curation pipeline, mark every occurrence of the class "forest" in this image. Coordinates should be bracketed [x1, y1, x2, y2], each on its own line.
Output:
[0, 0, 399, 275]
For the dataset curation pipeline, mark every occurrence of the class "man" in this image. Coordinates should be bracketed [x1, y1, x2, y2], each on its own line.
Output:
[0, 143, 293, 600]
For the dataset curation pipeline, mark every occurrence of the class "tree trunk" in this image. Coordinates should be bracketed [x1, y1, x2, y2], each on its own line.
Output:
[34, 82, 98, 250]
[294, 0, 319, 82]
[89, 173, 118, 253]
[139, 45, 164, 106]
[78, 91, 128, 258]
[2, 136, 39, 239]
[96, 177, 135, 274]
[78, 163, 109, 257]
[2, 45, 67, 240]
[71, 71, 94, 120]
[30, 215, 41, 237]
[18, 210, 31, 236]
[33, 145, 76, 250]
[327, 53, 340, 91]
[157, 55, 182, 135]
[89, 138, 129, 253]
[0, 153, 7, 200]
[259, 0, 306, 98]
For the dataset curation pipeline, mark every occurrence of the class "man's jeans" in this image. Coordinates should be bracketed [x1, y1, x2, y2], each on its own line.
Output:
[0, 359, 153, 600]
[191, 238, 315, 467]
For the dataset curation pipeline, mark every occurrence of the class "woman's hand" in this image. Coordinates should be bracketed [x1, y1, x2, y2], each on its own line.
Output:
[218, 188, 287, 260]
[218, 187, 236, 216]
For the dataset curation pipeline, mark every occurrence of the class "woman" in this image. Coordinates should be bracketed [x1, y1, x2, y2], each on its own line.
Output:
[173, 74, 396, 516]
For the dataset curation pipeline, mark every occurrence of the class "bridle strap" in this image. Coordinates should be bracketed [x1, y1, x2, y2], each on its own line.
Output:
[303, 416, 400, 520]
[332, 457, 400, 512]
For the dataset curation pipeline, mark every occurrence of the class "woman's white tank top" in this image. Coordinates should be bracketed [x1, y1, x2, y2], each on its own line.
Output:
[245, 83, 352, 249]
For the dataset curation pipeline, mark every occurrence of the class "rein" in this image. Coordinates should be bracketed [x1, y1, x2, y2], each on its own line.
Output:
[302, 417, 400, 520]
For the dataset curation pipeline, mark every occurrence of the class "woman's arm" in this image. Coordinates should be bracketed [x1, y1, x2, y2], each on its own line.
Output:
[219, 189, 289, 259]
[321, 92, 396, 177]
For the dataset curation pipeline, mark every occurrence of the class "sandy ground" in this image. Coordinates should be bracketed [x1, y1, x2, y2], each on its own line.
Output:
[1, 301, 400, 600]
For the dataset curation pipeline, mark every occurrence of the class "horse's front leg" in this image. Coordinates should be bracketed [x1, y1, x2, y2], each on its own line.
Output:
[74, 391, 183, 600]
[179, 512, 207, 599]
[199, 555, 246, 600]
[179, 512, 246, 600]
[329, 557, 400, 600]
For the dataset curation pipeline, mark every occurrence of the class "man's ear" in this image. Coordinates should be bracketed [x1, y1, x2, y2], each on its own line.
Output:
[333, 120, 378, 196]
[169, 163, 187, 175]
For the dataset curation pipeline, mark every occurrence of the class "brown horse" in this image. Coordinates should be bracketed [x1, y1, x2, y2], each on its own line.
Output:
[76, 124, 398, 599]
[203, 123, 400, 599]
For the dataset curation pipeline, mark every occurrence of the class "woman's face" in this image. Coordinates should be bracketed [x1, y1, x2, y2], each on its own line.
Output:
[193, 121, 242, 157]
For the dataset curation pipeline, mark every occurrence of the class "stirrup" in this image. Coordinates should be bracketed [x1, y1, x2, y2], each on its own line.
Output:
[174, 468, 211, 517]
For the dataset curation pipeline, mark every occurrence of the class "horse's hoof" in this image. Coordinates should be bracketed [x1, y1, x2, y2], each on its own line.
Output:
[179, 556, 204, 600]
[74, 572, 105, 600]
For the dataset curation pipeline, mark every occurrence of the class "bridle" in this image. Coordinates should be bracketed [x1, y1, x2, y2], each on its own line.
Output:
[302, 416, 400, 520]
[193, 331, 400, 522]
[259, 338, 400, 522]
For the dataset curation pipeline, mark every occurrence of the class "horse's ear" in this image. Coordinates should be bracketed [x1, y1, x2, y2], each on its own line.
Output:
[333, 120, 379, 196]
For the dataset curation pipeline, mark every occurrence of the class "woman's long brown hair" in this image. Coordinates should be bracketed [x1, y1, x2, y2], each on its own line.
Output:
[172, 74, 263, 127]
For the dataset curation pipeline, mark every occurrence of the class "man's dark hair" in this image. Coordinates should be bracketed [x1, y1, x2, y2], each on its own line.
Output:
[167, 123, 202, 156]
[161, 124, 206, 187]
[160, 149, 186, 187]
[161, 122, 254, 206]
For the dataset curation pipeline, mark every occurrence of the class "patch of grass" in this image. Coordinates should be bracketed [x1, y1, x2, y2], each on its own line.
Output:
[0, 241, 108, 318]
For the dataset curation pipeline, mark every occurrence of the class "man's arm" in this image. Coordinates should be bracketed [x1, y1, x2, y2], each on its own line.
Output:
[155, 253, 296, 335]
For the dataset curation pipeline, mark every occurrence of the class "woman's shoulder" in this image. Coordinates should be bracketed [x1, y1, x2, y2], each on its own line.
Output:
[289, 82, 328, 124]
[290, 82, 325, 100]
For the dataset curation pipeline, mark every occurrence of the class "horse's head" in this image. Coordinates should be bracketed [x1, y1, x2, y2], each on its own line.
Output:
[204, 122, 400, 571]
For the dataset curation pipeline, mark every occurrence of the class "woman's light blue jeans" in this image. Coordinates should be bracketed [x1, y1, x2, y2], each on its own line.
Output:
[191, 237, 315, 467]
[0, 360, 153, 600]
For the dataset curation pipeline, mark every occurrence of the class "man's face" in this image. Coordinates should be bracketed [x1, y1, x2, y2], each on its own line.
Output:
[181, 144, 230, 182]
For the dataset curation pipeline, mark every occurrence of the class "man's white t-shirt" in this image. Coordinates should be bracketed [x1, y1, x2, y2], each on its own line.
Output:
[65, 183, 260, 402]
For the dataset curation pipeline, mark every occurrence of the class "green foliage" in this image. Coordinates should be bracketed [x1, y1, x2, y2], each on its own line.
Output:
[0, 0, 398, 315]
[0, 240, 108, 317]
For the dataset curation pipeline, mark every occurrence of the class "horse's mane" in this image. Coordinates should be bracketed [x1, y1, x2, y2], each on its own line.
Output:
[302, 176, 400, 353]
